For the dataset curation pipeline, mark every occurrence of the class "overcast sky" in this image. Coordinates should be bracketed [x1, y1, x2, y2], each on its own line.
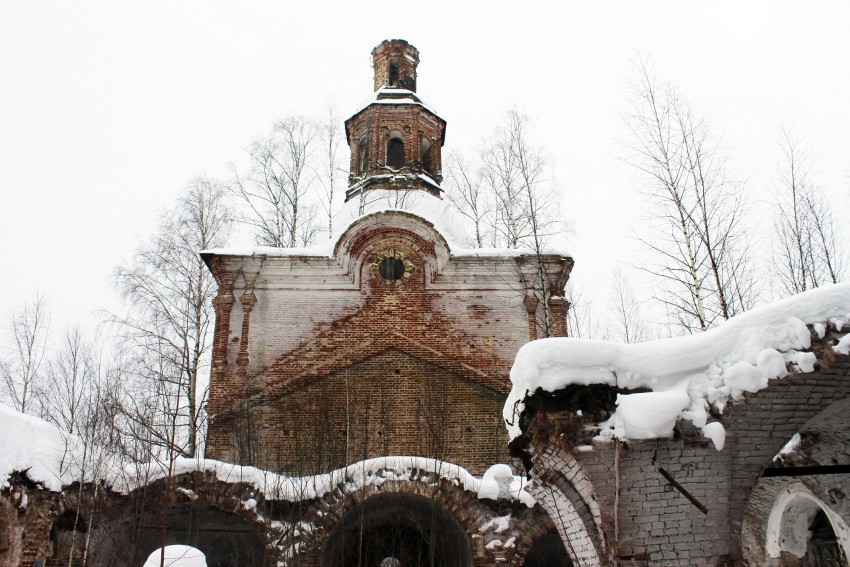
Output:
[2, 1, 848, 337]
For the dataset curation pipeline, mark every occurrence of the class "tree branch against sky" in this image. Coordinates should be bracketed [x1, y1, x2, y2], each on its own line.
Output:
[1, 294, 50, 414]
[232, 116, 320, 248]
[623, 60, 757, 334]
[772, 129, 847, 296]
[111, 176, 233, 458]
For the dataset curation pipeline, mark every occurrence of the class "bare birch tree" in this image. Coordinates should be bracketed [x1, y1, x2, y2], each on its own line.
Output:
[446, 107, 568, 337]
[565, 279, 609, 340]
[111, 176, 233, 457]
[772, 130, 846, 295]
[1, 294, 50, 414]
[624, 60, 756, 333]
[609, 269, 652, 344]
[444, 151, 491, 248]
[316, 107, 344, 238]
[40, 325, 93, 434]
[233, 116, 320, 247]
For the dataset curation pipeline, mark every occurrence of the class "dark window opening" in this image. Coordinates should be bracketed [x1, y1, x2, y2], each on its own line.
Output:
[389, 60, 399, 86]
[50, 510, 88, 564]
[387, 137, 405, 168]
[379, 257, 405, 280]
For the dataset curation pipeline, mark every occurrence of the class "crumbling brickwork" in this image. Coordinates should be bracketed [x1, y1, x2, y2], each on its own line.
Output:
[518, 324, 850, 566]
[203, 214, 572, 475]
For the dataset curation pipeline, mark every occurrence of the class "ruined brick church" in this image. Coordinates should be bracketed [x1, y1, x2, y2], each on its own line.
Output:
[3, 39, 849, 567]
[200, 38, 575, 565]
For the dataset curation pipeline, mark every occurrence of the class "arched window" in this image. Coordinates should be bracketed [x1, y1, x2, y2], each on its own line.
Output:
[357, 138, 369, 175]
[386, 132, 405, 168]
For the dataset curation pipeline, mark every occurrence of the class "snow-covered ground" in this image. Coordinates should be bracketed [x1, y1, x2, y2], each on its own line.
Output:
[504, 282, 850, 450]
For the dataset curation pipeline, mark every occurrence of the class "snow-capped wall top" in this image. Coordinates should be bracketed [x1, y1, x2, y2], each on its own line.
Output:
[0, 401, 533, 506]
[203, 190, 572, 260]
[504, 282, 850, 449]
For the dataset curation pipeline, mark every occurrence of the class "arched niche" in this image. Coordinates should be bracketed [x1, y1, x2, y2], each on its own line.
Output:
[333, 211, 452, 285]
[357, 137, 369, 175]
[321, 492, 472, 567]
[765, 483, 849, 563]
[420, 136, 433, 173]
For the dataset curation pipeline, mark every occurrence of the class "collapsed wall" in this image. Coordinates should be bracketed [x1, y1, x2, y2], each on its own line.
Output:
[506, 283, 850, 565]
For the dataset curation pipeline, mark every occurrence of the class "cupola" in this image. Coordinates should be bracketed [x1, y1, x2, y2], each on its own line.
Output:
[344, 40, 447, 201]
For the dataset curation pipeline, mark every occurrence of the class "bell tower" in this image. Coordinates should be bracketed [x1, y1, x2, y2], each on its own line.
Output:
[345, 39, 446, 201]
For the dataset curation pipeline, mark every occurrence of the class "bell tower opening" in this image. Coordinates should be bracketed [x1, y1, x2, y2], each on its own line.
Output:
[389, 58, 400, 86]
[387, 131, 405, 168]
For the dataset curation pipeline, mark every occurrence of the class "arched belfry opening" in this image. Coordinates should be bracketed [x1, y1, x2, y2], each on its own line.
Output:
[387, 131, 405, 168]
[321, 493, 472, 567]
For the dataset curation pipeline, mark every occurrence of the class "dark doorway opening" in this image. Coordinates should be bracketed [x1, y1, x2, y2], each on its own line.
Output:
[322, 493, 471, 567]
[523, 529, 573, 566]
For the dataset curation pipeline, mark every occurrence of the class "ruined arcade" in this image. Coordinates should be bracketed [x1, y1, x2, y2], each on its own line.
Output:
[1, 39, 849, 567]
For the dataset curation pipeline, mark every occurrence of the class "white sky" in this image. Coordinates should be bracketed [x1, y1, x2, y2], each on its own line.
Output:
[2, 1, 849, 336]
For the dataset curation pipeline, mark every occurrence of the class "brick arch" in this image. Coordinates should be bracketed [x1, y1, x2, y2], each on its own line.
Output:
[275, 460, 553, 566]
[334, 210, 452, 277]
[723, 367, 850, 560]
[738, 395, 850, 564]
[527, 445, 608, 567]
[250, 347, 510, 474]
[96, 472, 275, 567]
[741, 478, 850, 565]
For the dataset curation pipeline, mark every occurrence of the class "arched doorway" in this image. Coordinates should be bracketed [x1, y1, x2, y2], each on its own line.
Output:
[321, 493, 472, 567]
[131, 503, 267, 567]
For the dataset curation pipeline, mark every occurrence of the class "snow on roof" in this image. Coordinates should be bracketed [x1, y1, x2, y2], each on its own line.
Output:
[349, 87, 440, 117]
[504, 282, 850, 450]
[203, 190, 572, 260]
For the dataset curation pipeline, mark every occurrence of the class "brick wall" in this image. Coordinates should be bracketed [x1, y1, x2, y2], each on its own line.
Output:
[519, 328, 850, 566]
[204, 212, 572, 476]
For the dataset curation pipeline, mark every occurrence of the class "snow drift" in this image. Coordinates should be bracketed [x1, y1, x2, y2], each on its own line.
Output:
[504, 282, 850, 449]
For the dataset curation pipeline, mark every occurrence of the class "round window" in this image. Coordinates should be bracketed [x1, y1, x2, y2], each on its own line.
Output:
[379, 256, 406, 280]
